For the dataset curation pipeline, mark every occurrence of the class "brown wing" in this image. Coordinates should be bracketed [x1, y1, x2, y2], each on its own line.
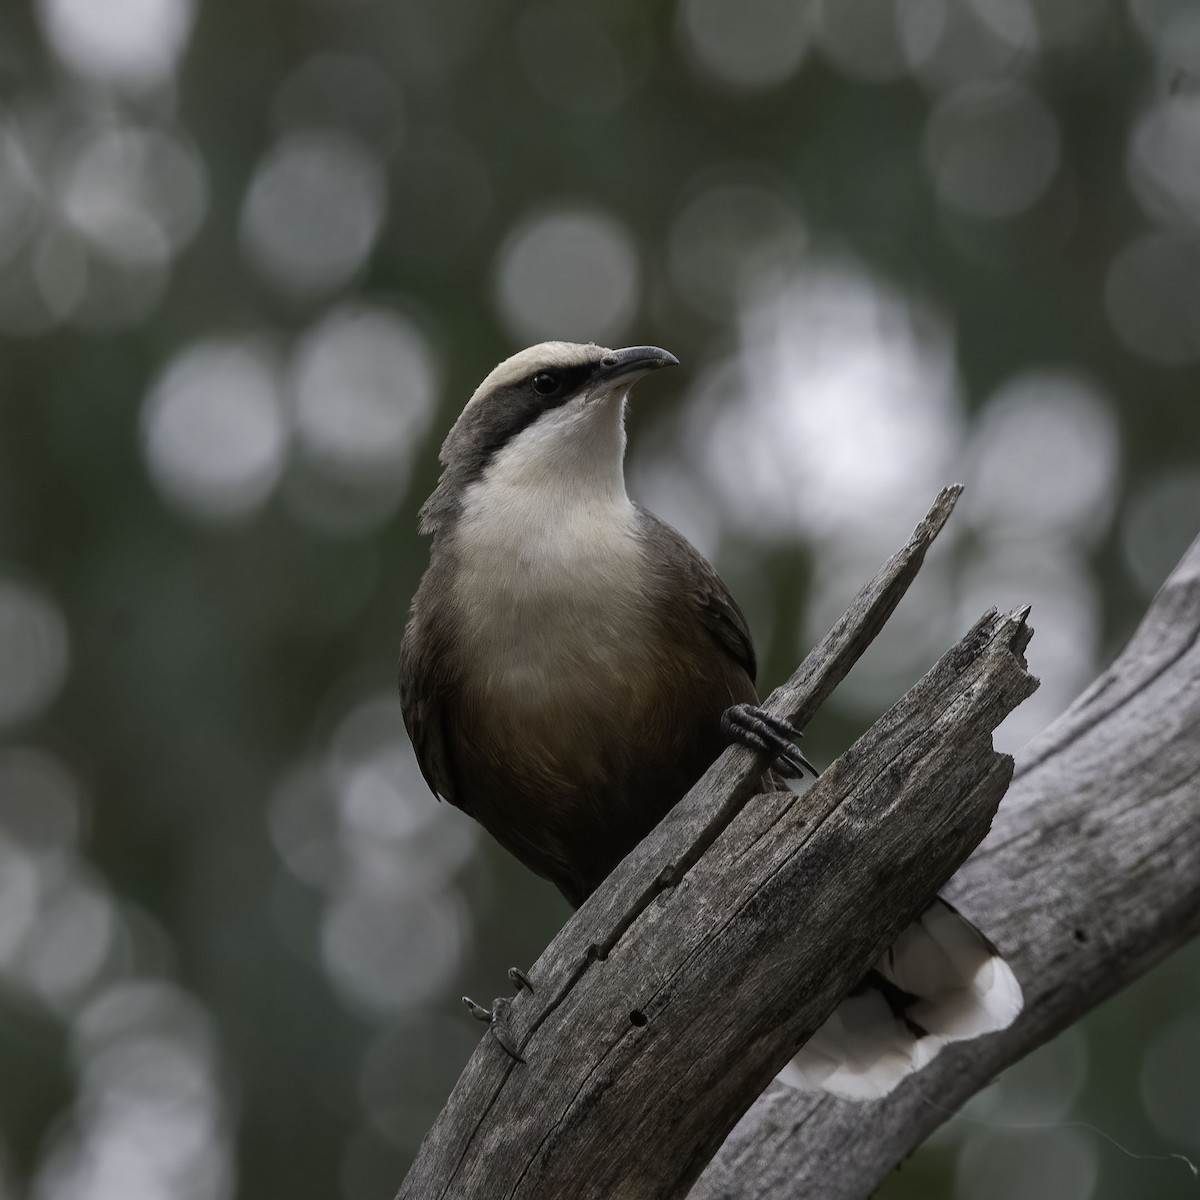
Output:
[635, 505, 757, 685]
[398, 614, 465, 814]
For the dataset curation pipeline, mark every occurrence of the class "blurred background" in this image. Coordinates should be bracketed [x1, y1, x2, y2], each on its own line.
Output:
[0, 0, 1198, 1197]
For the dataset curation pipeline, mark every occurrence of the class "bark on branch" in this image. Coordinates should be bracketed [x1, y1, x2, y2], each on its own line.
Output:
[690, 530, 1200, 1200]
[398, 486, 1039, 1200]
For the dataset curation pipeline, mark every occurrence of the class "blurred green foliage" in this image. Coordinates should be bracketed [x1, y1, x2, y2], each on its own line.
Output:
[1, 0, 1199, 1197]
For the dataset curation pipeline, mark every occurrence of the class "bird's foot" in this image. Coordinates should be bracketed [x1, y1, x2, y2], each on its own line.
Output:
[462, 967, 534, 1062]
[463, 995, 524, 1061]
[722, 703, 819, 779]
[507, 966, 534, 993]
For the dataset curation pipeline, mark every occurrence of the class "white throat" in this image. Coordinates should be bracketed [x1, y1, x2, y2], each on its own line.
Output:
[488, 389, 629, 500]
[456, 390, 634, 558]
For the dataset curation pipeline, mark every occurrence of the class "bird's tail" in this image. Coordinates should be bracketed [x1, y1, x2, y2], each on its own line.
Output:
[777, 897, 1022, 1101]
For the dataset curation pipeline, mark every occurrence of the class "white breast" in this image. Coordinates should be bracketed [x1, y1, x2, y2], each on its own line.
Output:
[452, 478, 652, 702]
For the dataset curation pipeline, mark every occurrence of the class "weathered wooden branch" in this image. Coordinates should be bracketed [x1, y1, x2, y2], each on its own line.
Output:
[398, 486, 1040, 1200]
[690, 530, 1200, 1200]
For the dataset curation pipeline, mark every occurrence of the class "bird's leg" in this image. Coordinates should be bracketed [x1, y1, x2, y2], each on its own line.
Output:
[462, 967, 534, 1062]
[722, 703, 820, 778]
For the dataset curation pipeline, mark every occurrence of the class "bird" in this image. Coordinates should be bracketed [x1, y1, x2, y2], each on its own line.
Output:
[399, 340, 1022, 1098]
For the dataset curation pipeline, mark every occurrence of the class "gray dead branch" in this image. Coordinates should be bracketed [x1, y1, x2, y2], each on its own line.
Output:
[398, 485, 1046, 1200]
[691, 528, 1200, 1200]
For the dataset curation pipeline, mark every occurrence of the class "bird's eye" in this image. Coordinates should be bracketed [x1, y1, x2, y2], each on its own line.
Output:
[532, 372, 559, 396]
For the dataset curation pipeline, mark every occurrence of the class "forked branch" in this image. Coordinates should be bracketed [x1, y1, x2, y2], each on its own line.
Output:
[692, 531, 1200, 1200]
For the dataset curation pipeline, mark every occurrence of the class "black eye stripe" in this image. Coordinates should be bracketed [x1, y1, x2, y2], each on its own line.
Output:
[420, 357, 616, 531]
[526, 363, 593, 403]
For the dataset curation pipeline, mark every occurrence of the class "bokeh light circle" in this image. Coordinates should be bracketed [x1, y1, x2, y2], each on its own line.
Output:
[35, 0, 194, 93]
[493, 207, 640, 343]
[19, 876, 115, 1003]
[690, 259, 964, 546]
[141, 340, 288, 523]
[0, 834, 40, 963]
[0, 124, 42, 265]
[0, 577, 69, 728]
[291, 305, 438, 483]
[1104, 232, 1200, 366]
[57, 126, 208, 268]
[1129, 95, 1200, 231]
[37, 979, 232, 1200]
[677, 0, 812, 90]
[925, 81, 1060, 218]
[1120, 469, 1200, 597]
[239, 131, 386, 298]
[965, 371, 1119, 545]
[816, 0, 911, 82]
[320, 884, 469, 1015]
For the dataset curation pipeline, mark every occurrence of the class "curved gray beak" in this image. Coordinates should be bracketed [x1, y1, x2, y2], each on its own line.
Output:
[593, 345, 679, 388]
